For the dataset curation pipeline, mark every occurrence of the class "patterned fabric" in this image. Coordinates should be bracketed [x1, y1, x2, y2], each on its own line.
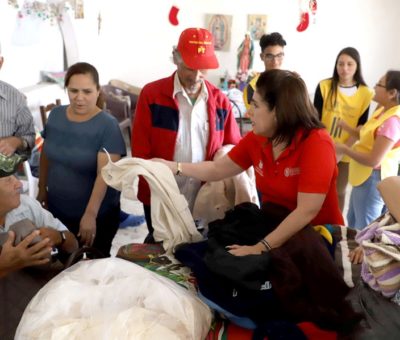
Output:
[0, 152, 26, 177]
[356, 212, 400, 297]
[205, 319, 253, 340]
[331, 224, 361, 288]
[117, 243, 197, 294]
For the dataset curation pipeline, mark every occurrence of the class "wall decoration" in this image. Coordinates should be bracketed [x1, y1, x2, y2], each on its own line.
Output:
[97, 11, 102, 35]
[247, 14, 267, 41]
[7, 0, 80, 68]
[237, 33, 254, 74]
[73, 0, 84, 19]
[206, 14, 232, 51]
[297, 0, 318, 32]
[296, 12, 309, 32]
[168, 5, 179, 26]
[7, 0, 19, 8]
[6, 0, 85, 24]
[309, 0, 318, 23]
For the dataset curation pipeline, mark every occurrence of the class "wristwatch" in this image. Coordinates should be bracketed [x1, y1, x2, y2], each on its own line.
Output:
[59, 231, 67, 245]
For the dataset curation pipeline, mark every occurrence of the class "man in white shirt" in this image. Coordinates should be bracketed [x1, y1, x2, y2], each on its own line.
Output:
[0, 155, 78, 277]
[132, 28, 241, 242]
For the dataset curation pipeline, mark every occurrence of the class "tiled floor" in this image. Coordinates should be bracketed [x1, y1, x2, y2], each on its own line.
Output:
[110, 223, 147, 256]
[110, 197, 147, 256]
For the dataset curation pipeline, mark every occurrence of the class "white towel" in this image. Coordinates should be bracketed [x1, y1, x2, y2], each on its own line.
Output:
[101, 155, 203, 252]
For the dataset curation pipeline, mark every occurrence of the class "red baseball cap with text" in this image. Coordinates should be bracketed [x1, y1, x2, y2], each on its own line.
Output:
[177, 28, 219, 70]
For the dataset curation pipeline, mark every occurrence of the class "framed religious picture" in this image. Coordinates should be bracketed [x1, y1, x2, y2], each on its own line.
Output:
[206, 14, 232, 51]
[247, 14, 267, 40]
[74, 0, 84, 19]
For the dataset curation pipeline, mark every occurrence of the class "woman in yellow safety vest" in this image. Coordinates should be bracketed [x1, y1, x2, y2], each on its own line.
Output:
[336, 70, 400, 229]
[314, 47, 373, 212]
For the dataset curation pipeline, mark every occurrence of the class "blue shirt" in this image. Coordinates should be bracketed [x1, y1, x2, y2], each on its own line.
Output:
[43, 105, 126, 219]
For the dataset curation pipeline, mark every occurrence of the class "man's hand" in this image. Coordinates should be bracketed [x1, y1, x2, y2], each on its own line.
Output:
[0, 136, 22, 156]
[0, 230, 52, 277]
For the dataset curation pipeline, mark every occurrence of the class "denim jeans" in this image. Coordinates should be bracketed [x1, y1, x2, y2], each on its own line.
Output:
[347, 170, 384, 230]
[198, 291, 257, 329]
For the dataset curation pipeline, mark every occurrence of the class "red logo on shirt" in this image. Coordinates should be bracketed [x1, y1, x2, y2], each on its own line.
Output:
[284, 167, 300, 177]
[255, 160, 264, 176]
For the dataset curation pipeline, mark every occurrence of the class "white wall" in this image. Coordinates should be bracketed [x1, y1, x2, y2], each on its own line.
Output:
[0, 0, 64, 88]
[1, 0, 400, 94]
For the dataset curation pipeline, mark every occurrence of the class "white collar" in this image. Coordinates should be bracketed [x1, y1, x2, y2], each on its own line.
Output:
[173, 72, 208, 102]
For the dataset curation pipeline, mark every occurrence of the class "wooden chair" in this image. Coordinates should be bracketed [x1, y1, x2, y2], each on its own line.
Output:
[40, 99, 61, 128]
[101, 85, 132, 142]
[108, 79, 142, 97]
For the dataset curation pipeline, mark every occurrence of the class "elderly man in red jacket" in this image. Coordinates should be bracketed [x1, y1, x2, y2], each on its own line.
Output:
[132, 28, 241, 242]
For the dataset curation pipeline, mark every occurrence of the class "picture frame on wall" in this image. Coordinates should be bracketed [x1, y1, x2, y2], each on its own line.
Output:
[247, 14, 267, 40]
[74, 0, 85, 19]
[206, 14, 232, 51]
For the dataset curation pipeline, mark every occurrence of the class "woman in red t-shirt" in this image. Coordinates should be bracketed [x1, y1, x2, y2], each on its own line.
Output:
[156, 69, 343, 256]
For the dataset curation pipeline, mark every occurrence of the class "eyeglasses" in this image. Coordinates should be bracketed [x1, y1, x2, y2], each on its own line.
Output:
[375, 83, 386, 88]
[263, 53, 284, 61]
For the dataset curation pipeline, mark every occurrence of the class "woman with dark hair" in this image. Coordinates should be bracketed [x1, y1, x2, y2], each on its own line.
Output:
[336, 70, 400, 231]
[314, 47, 373, 212]
[157, 69, 343, 255]
[37, 62, 126, 256]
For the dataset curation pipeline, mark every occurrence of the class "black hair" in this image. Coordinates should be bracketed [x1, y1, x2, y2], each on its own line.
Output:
[386, 70, 400, 104]
[259, 32, 286, 52]
[328, 47, 367, 109]
[256, 69, 323, 147]
[64, 62, 104, 108]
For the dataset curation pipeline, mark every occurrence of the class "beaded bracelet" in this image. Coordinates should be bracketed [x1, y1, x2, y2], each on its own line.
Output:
[260, 239, 272, 251]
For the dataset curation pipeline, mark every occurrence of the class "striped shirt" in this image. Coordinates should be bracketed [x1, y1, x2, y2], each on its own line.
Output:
[0, 80, 35, 149]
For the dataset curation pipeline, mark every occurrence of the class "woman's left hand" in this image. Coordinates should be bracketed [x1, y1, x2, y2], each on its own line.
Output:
[226, 243, 265, 256]
[78, 213, 97, 246]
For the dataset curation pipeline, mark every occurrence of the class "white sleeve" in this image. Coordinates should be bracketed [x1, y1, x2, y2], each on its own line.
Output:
[21, 195, 69, 232]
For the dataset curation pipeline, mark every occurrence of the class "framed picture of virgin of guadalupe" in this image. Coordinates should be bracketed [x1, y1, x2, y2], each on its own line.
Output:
[206, 14, 232, 51]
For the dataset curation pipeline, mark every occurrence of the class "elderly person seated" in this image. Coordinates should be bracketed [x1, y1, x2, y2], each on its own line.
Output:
[0, 154, 78, 278]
